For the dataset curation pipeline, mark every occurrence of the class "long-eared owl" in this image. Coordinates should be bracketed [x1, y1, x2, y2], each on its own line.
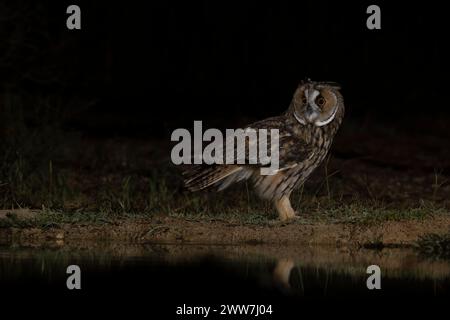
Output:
[184, 79, 345, 220]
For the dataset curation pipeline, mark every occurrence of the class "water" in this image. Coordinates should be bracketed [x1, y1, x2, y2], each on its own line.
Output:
[1, 243, 449, 317]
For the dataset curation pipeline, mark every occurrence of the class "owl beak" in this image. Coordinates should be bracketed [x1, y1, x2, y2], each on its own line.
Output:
[305, 105, 319, 123]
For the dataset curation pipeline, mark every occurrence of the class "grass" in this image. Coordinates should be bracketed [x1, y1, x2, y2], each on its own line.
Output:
[1, 150, 448, 228]
[0, 176, 446, 229]
[0, 131, 447, 228]
[0, 209, 112, 229]
[0, 92, 449, 229]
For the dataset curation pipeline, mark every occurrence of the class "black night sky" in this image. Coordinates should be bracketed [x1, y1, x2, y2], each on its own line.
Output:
[1, 0, 449, 138]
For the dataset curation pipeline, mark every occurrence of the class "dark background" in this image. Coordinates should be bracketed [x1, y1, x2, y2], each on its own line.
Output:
[1, 2, 450, 316]
[1, 0, 448, 138]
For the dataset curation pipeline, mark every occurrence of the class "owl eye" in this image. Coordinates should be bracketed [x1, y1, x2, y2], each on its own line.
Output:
[301, 95, 307, 105]
[315, 96, 326, 108]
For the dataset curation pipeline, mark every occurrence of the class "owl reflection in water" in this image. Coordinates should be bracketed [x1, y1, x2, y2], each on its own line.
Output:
[184, 79, 345, 221]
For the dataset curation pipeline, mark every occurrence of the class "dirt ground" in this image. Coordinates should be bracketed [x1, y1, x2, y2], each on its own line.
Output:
[1, 208, 449, 248]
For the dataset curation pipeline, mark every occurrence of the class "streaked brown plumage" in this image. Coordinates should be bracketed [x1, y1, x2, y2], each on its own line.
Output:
[184, 79, 345, 220]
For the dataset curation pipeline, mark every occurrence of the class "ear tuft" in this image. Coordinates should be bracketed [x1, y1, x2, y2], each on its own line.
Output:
[321, 81, 341, 90]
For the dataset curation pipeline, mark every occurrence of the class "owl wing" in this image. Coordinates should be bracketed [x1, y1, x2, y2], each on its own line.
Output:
[184, 116, 313, 191]
[240, 116, 314, 173]
[245, 118, 315, 199]
[272, 133, 313, 172]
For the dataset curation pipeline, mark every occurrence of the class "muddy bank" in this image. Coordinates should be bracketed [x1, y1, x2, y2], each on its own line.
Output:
[1, 209, 450, 247]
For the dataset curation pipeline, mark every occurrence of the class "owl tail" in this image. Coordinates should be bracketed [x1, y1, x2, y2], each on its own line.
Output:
[183, 165, 251, 192]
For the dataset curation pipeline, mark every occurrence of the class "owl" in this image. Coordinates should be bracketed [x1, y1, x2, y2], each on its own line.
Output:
[184, 79, 345, 221]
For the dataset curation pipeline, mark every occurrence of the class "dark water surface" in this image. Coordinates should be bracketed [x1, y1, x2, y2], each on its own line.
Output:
[1, 244, 449, 317]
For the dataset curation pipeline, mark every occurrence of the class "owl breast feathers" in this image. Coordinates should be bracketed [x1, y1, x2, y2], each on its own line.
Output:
[183, 79, 345, 221]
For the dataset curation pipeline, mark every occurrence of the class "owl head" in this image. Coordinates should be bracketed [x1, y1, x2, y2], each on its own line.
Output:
[291, 80, 343, 127]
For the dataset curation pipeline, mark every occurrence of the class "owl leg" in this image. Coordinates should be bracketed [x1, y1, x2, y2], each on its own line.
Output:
[274, 195, 296, 221]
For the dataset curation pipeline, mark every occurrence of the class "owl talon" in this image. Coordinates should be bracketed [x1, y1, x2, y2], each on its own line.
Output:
[274, 195, 297, 221]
